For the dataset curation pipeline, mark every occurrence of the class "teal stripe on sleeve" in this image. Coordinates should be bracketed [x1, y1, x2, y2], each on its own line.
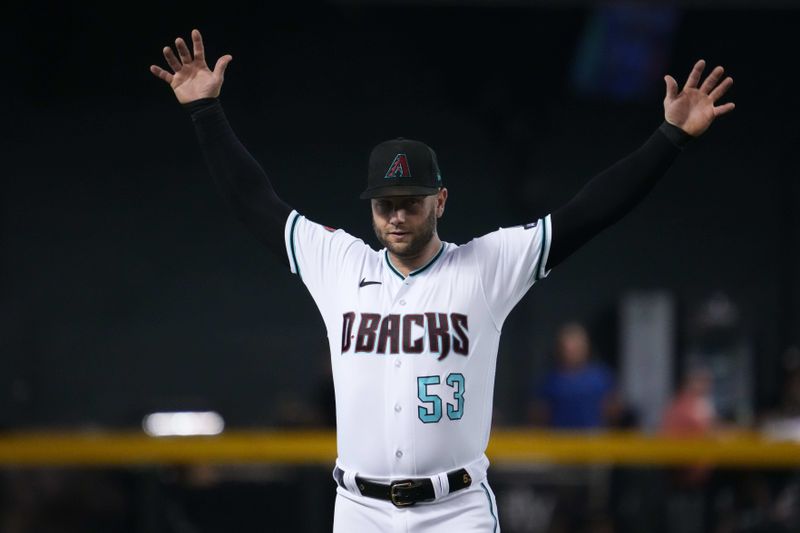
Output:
[289, 212, 301, 280]
[539, 217, 548, 280]
[539, 214, 551, 280]
[532, 218, 545, 282]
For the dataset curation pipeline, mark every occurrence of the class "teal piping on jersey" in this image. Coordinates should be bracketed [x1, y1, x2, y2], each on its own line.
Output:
[384, 242, 445, 280]
[539, 214, 552, 280]
[481, 482, 498, 533]
[288, 212, 302, 280]
[533, 214, 552, 282]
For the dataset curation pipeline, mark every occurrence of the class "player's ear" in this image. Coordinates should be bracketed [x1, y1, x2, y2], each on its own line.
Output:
[436, 187, 448, 218]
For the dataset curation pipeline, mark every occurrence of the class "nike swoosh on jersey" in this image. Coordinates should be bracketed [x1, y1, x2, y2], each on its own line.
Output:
[359, 278, 382, 288]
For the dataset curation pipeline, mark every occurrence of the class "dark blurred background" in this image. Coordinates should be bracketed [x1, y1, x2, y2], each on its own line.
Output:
[1, 1, 799, 532]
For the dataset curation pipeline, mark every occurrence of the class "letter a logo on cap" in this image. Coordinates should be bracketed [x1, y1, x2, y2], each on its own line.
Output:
[384, 154, 412, 179]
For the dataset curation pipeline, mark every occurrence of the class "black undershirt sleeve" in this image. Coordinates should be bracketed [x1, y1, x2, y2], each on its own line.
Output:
[547, 122, 693, 270]
[182, 97, 690, 271]
[183, 97, 293, 262]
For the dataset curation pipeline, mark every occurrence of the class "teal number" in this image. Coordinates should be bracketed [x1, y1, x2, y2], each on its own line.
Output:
[446, 373, 465, 420]
[417, 373, 465, 423]
[417, 376, 442, 423]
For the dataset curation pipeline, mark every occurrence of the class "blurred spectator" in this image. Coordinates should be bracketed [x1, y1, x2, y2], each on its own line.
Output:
[527, 324, 620, 533]
[529, 322, 620, 429]
[658, 367, 719, 533]
[660, 366, 718, 486]
[662, 367, 717, 437]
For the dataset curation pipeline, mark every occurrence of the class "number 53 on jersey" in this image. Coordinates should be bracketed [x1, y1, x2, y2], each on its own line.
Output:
[417, 373, 465, 423]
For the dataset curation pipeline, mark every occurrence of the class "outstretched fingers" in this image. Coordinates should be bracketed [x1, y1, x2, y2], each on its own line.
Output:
[664, 75, 679, 101]
[714, 102, 736, 117]
[175, 37, 193, 65]
[213, 55, 233, 78]
[684, 59, 706, 90]
[191, 29, 205, 63]
[149, 64, 174, 84]
[709, 76, 733, 102]
[163, 46, 182, 72]
[699, 66, 725, 94]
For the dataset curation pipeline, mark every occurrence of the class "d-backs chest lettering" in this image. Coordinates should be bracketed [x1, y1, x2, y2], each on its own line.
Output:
[341, 312, 469, 360]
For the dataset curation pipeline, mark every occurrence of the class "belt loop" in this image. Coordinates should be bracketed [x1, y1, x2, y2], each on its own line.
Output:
[333, 466, 344, 488]
[431, 472, 450, 500]
[343, 469, 363, 496]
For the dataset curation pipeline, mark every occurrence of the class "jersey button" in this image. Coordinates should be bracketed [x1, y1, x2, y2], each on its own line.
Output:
[394, 359, 402, 368]
[394, 403, 402, 413]
[399, 299, 406, 306]
[395, 450, 403, 459]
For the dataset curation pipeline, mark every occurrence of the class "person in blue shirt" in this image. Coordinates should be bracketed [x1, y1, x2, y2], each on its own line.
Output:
[530, 322, 620, 429]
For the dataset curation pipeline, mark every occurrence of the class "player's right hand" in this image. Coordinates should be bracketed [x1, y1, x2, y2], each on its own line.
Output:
[149, 29, 232, 104]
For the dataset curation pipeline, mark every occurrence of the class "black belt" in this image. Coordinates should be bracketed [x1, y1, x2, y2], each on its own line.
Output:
[334, 466, 472, 507]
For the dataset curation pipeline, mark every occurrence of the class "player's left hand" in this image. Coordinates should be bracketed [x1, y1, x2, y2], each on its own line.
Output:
[663, 59, 735, 137]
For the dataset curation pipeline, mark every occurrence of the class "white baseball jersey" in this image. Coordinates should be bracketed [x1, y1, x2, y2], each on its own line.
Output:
[284, 209, 552, 480]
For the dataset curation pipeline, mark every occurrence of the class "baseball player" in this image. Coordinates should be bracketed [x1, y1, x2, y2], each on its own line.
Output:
[150, 29, 734, 532]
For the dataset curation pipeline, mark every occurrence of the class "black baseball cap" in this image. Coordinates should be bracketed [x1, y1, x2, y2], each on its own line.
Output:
[359, 138, 443, 199]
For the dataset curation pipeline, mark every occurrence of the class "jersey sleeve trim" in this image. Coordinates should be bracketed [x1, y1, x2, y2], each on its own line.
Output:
[536, 214, 553, 281]
[284, 210, 302, 278]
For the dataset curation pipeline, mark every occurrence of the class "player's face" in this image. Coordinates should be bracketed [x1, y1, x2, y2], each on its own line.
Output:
[371, 191, 445, 258]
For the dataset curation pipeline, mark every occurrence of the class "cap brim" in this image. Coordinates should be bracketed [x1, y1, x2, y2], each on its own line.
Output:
[359, 185, 440, 199]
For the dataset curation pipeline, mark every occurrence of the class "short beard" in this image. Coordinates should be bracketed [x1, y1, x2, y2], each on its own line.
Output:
[373, 207, 438, 259]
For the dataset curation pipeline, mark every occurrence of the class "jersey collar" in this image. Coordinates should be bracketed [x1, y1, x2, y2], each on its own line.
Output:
[385, 242, 446, 280]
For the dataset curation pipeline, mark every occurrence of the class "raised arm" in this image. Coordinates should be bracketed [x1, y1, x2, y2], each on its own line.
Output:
[547, 60, 735, 270]
[150, 29, 292, 259]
